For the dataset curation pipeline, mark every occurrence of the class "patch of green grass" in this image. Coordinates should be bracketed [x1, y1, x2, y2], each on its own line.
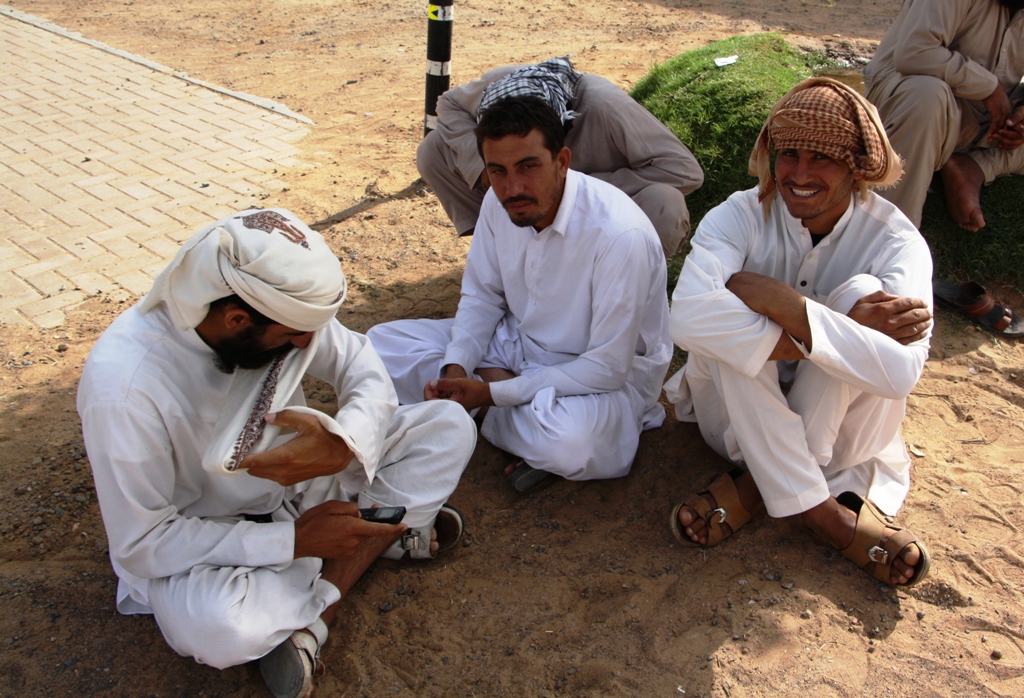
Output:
[921, 174, 1024, 287]
[633, 32, 1024, 290]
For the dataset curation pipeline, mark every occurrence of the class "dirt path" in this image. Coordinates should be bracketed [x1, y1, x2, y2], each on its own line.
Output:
[3, 1, 1024, 696]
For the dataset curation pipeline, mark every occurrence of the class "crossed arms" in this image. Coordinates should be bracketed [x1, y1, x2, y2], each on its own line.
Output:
[670, 191, 933, 400]
[726, 273, 931, 361]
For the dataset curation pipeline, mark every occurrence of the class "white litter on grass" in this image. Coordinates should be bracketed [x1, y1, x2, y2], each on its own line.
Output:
[714, 55, 739, 67]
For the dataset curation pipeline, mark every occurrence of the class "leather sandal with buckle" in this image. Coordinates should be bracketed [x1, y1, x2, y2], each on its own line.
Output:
[670, 470, 755, 547]
[933, 278, 1024, 339]
[260, 617, 327, 698]
[836, 492, 931, 587]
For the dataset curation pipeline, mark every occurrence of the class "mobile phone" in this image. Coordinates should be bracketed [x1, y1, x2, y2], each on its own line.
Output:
[358, 506, 406, 525]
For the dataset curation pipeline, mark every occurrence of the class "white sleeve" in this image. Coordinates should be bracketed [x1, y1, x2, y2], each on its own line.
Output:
[803, 236, 933, 399]
[83, 402, 295, 581]
[668, 198, 783, 378]
[443, 207, 508, 374]
[804, 303, 929, 399]
[305, 320, 398, 475]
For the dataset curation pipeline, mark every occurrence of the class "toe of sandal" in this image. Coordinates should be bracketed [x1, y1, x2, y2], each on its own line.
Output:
[836, 492, 931, 588]
[670, 471, 754, 548]
[433, 503, 464, 554]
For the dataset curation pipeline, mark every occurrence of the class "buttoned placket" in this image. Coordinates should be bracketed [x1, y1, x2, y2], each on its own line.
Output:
[524, 227, 545, 310]
[795, 240, 820, 300]
[786, 196, 854, 302]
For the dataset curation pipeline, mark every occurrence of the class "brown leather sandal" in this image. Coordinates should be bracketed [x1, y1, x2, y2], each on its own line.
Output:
[836, 492, 931, 587]
[670, 470, 754, 547]
[933, 278, 1024, 338]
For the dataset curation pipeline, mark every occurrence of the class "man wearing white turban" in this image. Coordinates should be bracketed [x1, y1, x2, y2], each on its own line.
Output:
[78, 209, 475, 698]
[663, 79, 935, 588]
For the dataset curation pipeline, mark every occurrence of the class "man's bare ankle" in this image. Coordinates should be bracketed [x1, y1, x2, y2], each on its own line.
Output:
[800, 498, 856, 549]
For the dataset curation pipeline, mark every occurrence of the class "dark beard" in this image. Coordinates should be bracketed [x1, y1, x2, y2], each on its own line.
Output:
[501, 195, 544, 228]
[212, 325, 293, 374]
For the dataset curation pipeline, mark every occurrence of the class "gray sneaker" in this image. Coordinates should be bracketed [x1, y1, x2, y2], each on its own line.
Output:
[259, 618, 327, 698]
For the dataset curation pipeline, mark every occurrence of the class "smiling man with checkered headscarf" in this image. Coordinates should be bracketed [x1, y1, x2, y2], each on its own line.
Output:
[662, 77, 936, 590]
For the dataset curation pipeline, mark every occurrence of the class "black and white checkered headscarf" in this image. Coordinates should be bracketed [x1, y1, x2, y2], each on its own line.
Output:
[478, 57, 582, 124]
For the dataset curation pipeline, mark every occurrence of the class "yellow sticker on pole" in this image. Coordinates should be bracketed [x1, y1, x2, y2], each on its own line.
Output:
[428, 5, 454, 21]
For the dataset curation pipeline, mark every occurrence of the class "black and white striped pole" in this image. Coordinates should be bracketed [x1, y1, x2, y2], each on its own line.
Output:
[424, 0, 453, 135]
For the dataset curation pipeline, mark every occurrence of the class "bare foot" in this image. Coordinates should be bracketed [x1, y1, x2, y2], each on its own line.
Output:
[940, 153, 986, 231]
[676, 470, 763, 545]
[801, 496, 922, 586]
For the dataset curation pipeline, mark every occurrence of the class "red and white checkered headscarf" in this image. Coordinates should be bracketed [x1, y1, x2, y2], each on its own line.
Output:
[749, 77, 902, 218]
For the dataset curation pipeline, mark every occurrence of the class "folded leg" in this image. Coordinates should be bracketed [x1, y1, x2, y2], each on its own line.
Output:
[481, 383, 646, 481]
[967, 142, 1024, 184]
[367, 318, 456, 405]
[631, 183, 690, 258]
[148, 558, 337, 669]
[869, 74, 963, 227]
[683, 351, 910, 518]
[416, 131, 484, 235]
[684, 352, 830, 517]
[299, 400, 476, 557]
[965, 84, 1024, 184]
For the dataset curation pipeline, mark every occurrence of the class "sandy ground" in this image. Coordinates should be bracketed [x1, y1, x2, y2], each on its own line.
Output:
[3, 0, 1024, 696]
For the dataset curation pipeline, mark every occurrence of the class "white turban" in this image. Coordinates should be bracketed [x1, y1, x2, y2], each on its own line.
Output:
[139, 208, 346, 331]
[140, 209, 359, 476]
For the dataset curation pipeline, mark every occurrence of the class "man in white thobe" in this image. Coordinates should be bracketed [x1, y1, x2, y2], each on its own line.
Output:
[369, 96, 672, 492]
[665, 79, 934, 587]
[419, 56, 704, 256]
[78, 209, 475, 698]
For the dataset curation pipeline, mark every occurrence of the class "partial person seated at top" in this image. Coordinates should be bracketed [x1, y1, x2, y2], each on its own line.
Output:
[77, 208, 475, 698]
[864, 0, 1024, 232]
[665, 78, 934, 589]
[370, 95, 673, 494]
[418, 56, 705, 257]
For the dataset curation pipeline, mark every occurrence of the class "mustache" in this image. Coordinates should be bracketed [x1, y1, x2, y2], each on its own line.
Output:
[502, 195, 538, 206]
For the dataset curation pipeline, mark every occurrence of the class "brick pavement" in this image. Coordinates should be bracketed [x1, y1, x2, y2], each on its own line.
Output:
[0, 10, 311, 327]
